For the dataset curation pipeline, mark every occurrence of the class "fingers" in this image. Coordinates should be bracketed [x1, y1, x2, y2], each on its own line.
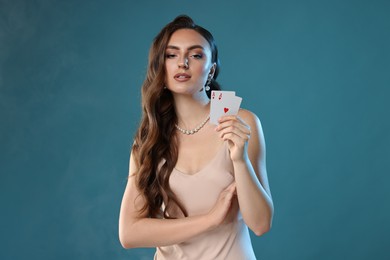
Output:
[216, 116, 250, 161]
[209, 182, 237, 228]
[217, 116, 248, 149]
[226, 181, 236, 193]
[228, 182, 237, 195]
[221, 182, 236, 202]
[215, 116, 251, 140]
[218, 115, 250, 131]
[221, 131, 249, 145]
[218, 115, 248, 129]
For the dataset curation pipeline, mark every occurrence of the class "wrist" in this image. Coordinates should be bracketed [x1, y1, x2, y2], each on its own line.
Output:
[231, 157, 249, 165]
[202, 212, 217, 231]
[232, 158, 252, 176]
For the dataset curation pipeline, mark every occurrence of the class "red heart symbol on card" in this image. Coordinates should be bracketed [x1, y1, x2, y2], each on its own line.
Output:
[224, 107, 229, 113]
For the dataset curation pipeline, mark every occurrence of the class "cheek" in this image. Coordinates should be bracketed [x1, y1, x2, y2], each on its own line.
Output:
[194, 63, 210, 76]
[165, 62, 177, 84]
[165, 61, 174, 74]
[200, 66, 211, 81]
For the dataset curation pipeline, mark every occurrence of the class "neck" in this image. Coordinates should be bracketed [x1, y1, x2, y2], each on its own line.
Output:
[173, 92, 210, 129]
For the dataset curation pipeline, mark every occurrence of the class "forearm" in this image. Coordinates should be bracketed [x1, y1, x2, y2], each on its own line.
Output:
[233, 159, 274, 236]
[120, 214, 212, 248]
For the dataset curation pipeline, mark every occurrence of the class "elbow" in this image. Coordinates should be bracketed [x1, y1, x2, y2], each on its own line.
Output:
[252, 215, 273, 236]
[119, 217, 146, 249]
[120, 242, 134, 250]
[119, 236, 130, 249]
[119, 233, 131, 249]
[253, 222, 271, 236]
[253, 204, 274, 236]
[119, 234, 138, 249]
[119, 227, 138, 249]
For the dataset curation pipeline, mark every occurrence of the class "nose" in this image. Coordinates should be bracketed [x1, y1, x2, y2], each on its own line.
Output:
[178, 57, 189, 69]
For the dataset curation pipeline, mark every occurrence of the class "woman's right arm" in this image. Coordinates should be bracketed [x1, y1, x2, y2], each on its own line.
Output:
[118, 151, 236, 249]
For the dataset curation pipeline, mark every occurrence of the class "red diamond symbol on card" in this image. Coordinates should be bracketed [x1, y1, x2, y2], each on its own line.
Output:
[224, 108, 229, 113]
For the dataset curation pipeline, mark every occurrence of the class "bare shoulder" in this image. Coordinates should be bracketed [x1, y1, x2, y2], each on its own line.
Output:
[128, 148, 139, 177]
[238, 108, 263, 131]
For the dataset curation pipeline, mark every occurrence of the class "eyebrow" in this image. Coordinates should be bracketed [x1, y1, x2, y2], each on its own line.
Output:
[166, 45, 205, 51]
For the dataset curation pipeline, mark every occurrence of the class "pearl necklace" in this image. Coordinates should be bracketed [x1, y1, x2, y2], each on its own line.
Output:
[175, 115, 210, 135]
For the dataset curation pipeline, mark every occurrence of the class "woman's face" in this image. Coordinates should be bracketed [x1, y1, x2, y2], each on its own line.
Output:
[165, 29, 215, 95]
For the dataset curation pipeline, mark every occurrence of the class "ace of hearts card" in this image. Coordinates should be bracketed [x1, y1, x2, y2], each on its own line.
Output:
[210, 90, 242, 125]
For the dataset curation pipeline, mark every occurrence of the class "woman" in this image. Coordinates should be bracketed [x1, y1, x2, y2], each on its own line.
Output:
[119, 15, 274, 259]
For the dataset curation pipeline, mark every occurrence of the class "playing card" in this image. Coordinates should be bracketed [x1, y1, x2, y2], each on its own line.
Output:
[224, 96, 242, 116]
[210, 91, 235, 124]
[210, 90, 236, 101]
[210, 90, 242, 125]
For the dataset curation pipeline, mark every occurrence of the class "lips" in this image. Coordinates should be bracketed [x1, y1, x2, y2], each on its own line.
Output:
[174, 73, 191, 82]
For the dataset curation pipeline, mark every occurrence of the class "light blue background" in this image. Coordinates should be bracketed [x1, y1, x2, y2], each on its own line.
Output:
[1, 0, 389, 259]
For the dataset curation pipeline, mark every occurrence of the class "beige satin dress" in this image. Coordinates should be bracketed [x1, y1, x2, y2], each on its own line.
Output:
[154, 142, 257, 260]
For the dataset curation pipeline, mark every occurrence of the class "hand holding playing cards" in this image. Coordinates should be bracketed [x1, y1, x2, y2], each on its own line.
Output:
[210, 90, 250, 162]
[216, 115, 251, 162]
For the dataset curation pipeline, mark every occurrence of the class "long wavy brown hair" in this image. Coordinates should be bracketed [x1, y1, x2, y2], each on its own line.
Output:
[132, 15, 221, 218]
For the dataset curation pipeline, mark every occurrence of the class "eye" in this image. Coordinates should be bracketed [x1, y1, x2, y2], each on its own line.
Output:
[191, 54, 203, 59]
[165, 54, 176, 59]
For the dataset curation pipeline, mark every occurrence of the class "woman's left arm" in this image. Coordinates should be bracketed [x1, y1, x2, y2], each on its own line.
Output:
[216, 109, 274, 236]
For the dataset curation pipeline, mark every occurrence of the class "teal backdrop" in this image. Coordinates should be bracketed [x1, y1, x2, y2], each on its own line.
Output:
[1, 0, 389, 259]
